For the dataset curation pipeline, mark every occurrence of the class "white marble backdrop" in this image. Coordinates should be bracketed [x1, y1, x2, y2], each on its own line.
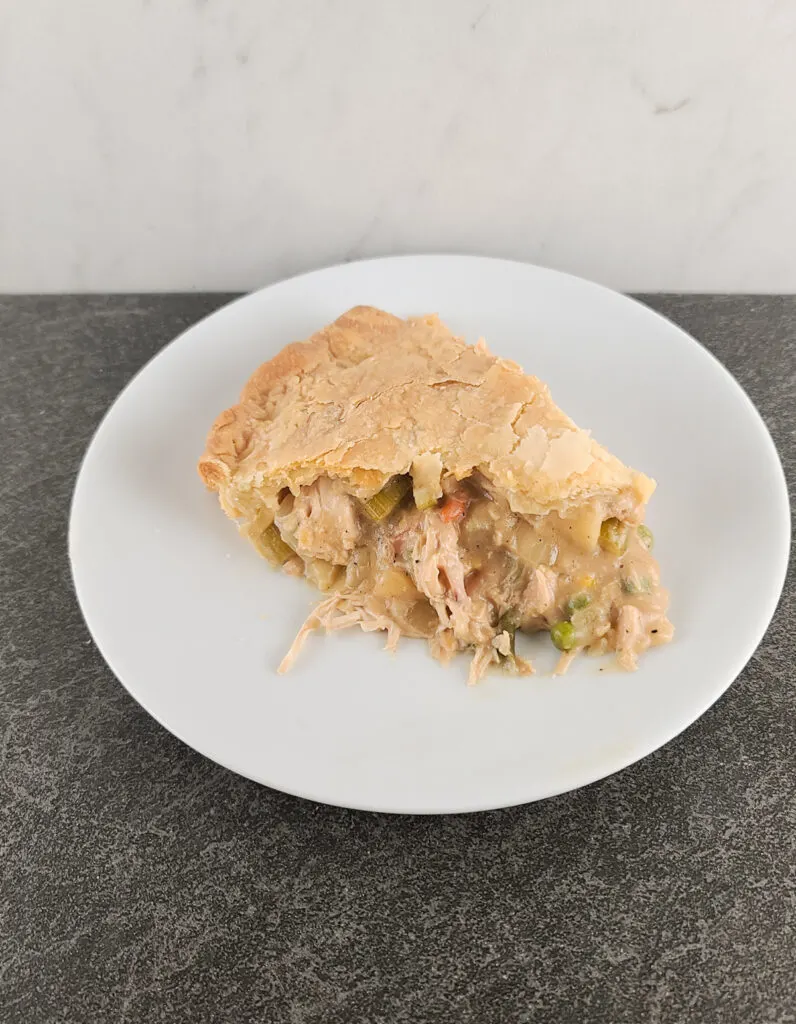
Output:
[1, 0, 794, 292]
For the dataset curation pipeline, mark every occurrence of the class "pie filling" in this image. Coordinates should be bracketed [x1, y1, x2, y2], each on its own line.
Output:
[248, 473, 672, 683]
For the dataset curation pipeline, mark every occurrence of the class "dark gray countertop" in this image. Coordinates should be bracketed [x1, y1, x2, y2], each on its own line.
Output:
[1, 295, 794, 1024]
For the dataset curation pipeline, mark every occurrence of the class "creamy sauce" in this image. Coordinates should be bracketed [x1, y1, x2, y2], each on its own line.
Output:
[269, 475, 673, 677]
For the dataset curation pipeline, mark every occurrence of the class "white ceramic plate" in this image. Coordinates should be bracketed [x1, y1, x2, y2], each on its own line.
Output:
[70, 256, 790, 813]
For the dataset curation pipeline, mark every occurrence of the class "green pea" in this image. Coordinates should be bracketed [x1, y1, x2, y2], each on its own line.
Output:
[638, 524, 654, 551]
[599, 517, 628, 555]
[550, 620, 576, 652]
[566, 593, 591, 616]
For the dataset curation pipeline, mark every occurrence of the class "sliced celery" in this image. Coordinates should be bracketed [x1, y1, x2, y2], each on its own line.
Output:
[260, 523, 294, 565]
[621, 574, 652, 595]
[361, 475, 412, 522]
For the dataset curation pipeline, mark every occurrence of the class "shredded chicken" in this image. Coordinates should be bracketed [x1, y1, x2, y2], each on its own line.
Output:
[429, 629, 458, 666]
[520, 567, 558, 623]
[552, 651, 578, 676]
[404, 514, 494, 647]
[493, 630, 513, 658]
[275, 478, 361, 565]
[468, 643, 500, 686]
[278, 590, 401, 673]
[615, 604, 646, 671]
[272, 474, 672, 682]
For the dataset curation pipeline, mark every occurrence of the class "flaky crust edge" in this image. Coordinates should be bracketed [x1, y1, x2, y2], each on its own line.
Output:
[198, 307, 403, 496]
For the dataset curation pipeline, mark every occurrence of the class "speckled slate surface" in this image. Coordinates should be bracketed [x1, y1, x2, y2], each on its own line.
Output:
[0, 295, 793, 1024]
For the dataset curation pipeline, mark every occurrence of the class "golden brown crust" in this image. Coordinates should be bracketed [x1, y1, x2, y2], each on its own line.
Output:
[198, 306, 654, 521]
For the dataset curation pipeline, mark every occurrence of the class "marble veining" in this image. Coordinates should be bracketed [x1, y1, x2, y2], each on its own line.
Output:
[0, 1, 795, 292]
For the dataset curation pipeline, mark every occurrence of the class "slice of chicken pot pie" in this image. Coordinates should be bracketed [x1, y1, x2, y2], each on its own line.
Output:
[199, 307, 673, 683]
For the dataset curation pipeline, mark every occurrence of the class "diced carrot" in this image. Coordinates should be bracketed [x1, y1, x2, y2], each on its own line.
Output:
[439, 495, 468, 523]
